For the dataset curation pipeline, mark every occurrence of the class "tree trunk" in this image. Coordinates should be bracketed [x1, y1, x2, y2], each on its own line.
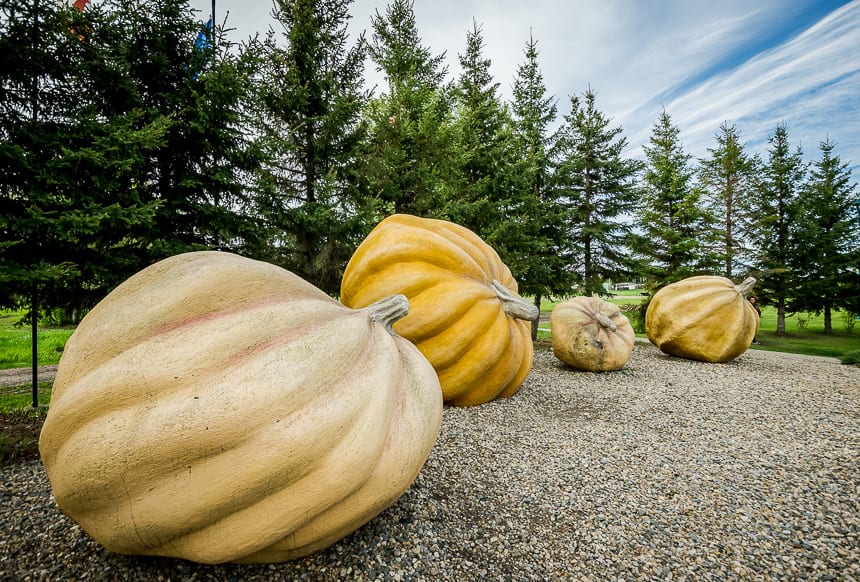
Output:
[824, 304, 832, 335]
[725, 188, 733, 279]
[776, 297, 787, 336]
[531, 294, 541, 341]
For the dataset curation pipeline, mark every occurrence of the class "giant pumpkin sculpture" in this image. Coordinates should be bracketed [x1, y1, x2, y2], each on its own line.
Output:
[551, 296, 635, 372]
[340, 214, 539, 407]
[38, 251, 443, 564]
[645, 275, 759, 363]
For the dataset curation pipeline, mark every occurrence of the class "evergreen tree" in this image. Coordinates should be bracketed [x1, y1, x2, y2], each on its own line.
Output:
[789, 138, 858, 333]
[631, 110, 717, 290]
[749, 123, 805, 335]
[0, 0, 166, 316]
[363, 0, 456, 217]
[508, 32, 570, 339]
[103, 0, 257, 259]
[448, 20, 514, 238]
[0, 0, 167, 399]
[243, 0, 370, 294]
[698, 122, 758, 278]
[510, 33, 555, 213]
[550, 87, 643, 296]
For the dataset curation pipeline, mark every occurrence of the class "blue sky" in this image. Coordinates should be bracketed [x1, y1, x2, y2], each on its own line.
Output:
[193, 0, 860, 176]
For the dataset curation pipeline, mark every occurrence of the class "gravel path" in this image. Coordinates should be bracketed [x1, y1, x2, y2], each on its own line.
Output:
[2, 343, 858, 581]
[0, 366, 57, 389]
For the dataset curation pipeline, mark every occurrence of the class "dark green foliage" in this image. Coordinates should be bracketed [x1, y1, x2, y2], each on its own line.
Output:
[447, 20, 514, 237]
[630, 110, 718, 291]
[507, 34, 572, 340]
[551, 88, 643, 296]
[1, 0, 856, 352]
[363, 0, 456, 218]
[789, 138, 858, 333]
[243, 0, 370, 294]
[101, 0, 257, 260]
[0, 0, 165, 315]
[748, 124, 806, 334]
[698, 122, 758, 279]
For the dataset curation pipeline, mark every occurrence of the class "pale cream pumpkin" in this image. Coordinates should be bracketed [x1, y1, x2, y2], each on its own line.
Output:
[340, 214, 538, 407]
[645, 275, 759, 363]
[551, 296, 635, 371]
[38, 251, 442, 564]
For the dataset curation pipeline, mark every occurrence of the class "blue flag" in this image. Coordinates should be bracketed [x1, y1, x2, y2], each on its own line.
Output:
[195, 18, 213, 52]
[191, 18, 213, 79]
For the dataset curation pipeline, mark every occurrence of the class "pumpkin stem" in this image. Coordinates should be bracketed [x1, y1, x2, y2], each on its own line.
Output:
[735, 277, 757, 297]
[364, 294, 410, 335]
[596, 313, 618, 332]
[491, 280, 539, 321]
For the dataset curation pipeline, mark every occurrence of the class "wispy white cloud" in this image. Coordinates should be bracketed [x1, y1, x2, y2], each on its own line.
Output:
[199, 0, 860, 172]
[379, 0, 860, 169]
[659, 1, 860, 168]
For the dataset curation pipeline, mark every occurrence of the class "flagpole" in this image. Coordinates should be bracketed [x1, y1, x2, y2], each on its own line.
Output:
[30, 0, 41, 409]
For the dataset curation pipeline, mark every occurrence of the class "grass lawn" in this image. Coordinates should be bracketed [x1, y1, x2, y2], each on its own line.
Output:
[0, 383, 52, 412]
[750, 311, 859, 358]
[0, 311, 73, 370]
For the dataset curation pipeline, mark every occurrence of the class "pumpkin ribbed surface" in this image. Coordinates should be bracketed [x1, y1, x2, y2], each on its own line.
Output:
[38, 251, 442, 564]
[645, 275, 759, 363]
[340, 214, 538, 407]
[551, 296, 635, 371]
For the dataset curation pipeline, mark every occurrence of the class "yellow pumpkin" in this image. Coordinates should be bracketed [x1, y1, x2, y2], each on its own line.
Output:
[645, 275, 759, 363]
[551, 296, 635, 371]
[340, 214, 538, 407]
[38, 251, 442, 564]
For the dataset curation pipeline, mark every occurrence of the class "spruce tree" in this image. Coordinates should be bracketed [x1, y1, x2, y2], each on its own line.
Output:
[510, 33, 555, 207]
[243, 0, 370, 294]
[749, 123, 805, 335]
[698, 122, 758, 278]
[631, 110, 717, 290]
[103, 0, 256, 259]
[448, 20, 514, 238]
[0, 0, 166, 315]
[508, 32, 570, 339]
[551, 87, 643, 296]
[0, 0, 166, 401]
[363, 0, 456, 217]
[789, 138, 858, 333]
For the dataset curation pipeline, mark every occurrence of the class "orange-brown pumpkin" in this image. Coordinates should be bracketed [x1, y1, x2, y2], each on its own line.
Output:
[340, 214, 538, 406]
[551, 296, 635, 371]
[645, 275, 759, 363]
[39, 251, 442, 564]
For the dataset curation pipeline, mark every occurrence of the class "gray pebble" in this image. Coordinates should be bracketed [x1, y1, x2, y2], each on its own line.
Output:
[1, 343, 858, 580]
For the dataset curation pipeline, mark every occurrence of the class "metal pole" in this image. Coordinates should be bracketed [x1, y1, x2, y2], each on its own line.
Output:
[30, 0, 41, 409]
[31, 292, 38, 408]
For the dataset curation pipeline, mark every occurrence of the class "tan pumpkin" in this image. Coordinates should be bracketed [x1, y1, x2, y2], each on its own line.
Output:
[340, 214, 539, 407]
[550, 296, 635, 371]
[645, 275, 759, 363]
[38, 251, 442, 564]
